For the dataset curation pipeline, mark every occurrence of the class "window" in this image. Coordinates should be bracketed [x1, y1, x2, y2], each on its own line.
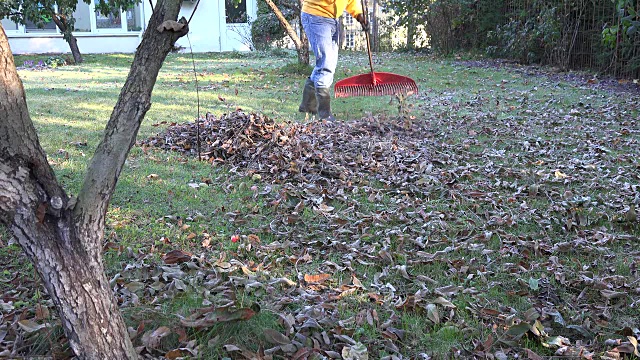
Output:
[2, 0, 142, 35]
[93, 0, 142, 32]
[25, 9, 57, 33]
[1, 17, 19, 31]
[72, 1, 92, 32]
[126, 6, 142, 31]
[94, 0, 122, 30]
[226, 0, 247, 24]
[344, 13, 354, 25]
[345, 32, 355, 48]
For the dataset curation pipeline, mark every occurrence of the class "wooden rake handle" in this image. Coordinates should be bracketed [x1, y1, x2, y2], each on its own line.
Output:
[361, 0, 376, 84]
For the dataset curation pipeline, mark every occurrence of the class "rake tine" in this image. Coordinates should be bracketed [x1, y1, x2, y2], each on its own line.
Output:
[335, 81, 418, 98]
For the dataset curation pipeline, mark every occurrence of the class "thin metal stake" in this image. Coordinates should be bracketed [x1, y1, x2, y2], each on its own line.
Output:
[186, 33, 202, 161]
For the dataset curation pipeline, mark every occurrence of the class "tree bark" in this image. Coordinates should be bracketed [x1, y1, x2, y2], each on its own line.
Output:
[263, 0, 309, 65]
[0, 0, 188, 357]
[51, 14, 83, 64]
[371, 0, 379, 52]
[297, 0, 309, 64]
[407, 13, 416, 50]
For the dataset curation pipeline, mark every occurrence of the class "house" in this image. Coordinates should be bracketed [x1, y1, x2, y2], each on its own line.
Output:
[2, 0, 257, 54]
[340, 1, 408, 52]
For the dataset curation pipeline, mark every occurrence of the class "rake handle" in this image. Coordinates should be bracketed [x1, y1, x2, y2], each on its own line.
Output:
[361, 0, 376, 85]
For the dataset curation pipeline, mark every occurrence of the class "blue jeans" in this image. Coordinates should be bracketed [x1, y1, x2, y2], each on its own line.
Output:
[301, 12, 339, 89]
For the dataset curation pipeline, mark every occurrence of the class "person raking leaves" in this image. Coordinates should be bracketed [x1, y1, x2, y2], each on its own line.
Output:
[299, 0, 369, 121]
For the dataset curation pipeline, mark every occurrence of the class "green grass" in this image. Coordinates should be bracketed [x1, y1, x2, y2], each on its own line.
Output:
[3, 50, 639, 358]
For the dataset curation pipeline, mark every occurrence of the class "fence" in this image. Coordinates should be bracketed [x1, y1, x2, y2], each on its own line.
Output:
[501, 0, 640, 78]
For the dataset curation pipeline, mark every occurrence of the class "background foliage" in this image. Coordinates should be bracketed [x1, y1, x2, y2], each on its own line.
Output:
[251, 0, 298, 50]
[381, 0, 640, 78]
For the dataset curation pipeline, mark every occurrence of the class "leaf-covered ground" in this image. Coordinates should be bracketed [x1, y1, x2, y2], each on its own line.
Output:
[1, 55, 639, 359]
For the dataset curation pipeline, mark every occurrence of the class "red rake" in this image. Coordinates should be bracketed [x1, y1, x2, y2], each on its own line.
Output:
[334, 1, 418, 98]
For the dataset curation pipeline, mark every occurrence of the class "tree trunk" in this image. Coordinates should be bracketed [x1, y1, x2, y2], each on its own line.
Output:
[339, 16, 345, 49]
[0, 0, 188, 357]
[371, 0, 379, 52]
[407, 13, 416, 50]
[67, 35, 83, 64]
[51, 14, 83, 64]
[263, 0, 309, 65]
[297, 0, 309, 65]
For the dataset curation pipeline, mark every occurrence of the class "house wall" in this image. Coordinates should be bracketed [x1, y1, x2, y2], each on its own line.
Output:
[7, 34, 143, 54]
[5, 0, 256, 54]
[166, 0, 257, 52]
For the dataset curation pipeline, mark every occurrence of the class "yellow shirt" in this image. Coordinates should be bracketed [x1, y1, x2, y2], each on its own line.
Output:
[302, 0, 363, 19]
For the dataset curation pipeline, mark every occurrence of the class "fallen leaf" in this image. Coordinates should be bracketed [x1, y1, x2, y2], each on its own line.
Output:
[304, 273, 331, 283]
[141, 326, 171, 349]
[506, 322, 531, 338]
[600, 289, 626, 300]
[426, 303, 440, 324]
[554, 170, 569, 179]
[342, 342, 368, 360]
[263, 329, 291, 345]
[17, 319, 48, 333]
[433, 296, 456, 308]
[526, 349, 543, 360]
[163, 249, 192, 264]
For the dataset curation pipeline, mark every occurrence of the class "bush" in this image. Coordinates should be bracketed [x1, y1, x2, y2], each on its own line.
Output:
[486, 5, 560, 65]
[45, 55, 67, 68]
[251, 0, 296, 50]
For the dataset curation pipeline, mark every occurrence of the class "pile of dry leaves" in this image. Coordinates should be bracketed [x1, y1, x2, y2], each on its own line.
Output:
[139, 110, 434, 191]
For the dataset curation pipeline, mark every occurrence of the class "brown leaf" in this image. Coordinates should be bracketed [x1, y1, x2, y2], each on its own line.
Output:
[165, 348, 195, 359]
[351, 274, 364, 288]
[263, 329, 291, 345]
[163, 249, 192, 264]
[35, 304, 50, 320]
[304, 273, 331, 284]
[174, 327, 188, 342]
[141, 326, 171, 349]
[368, 292, 384, 304]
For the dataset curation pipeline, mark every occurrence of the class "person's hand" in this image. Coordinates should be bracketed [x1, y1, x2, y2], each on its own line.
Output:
[356, 13, 369, 32]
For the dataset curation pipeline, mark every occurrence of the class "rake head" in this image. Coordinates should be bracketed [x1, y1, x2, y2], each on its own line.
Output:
[334, 72, 418, 98]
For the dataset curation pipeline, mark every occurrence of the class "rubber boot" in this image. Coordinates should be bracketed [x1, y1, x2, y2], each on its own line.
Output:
[298, 78, 318, 115]
[315, 87, 335, 121]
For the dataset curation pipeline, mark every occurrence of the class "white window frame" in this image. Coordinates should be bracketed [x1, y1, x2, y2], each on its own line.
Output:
[90, 0, 128, 33]
[1, 18, 23, 34]
[345, 14, 354, 25]
[346, 32, 355, 48]
[3, 1, 143, 35]
[10, 4, 60, 34]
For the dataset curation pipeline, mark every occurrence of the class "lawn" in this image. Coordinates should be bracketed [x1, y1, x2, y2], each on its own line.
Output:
[1, 50, 639, 359]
